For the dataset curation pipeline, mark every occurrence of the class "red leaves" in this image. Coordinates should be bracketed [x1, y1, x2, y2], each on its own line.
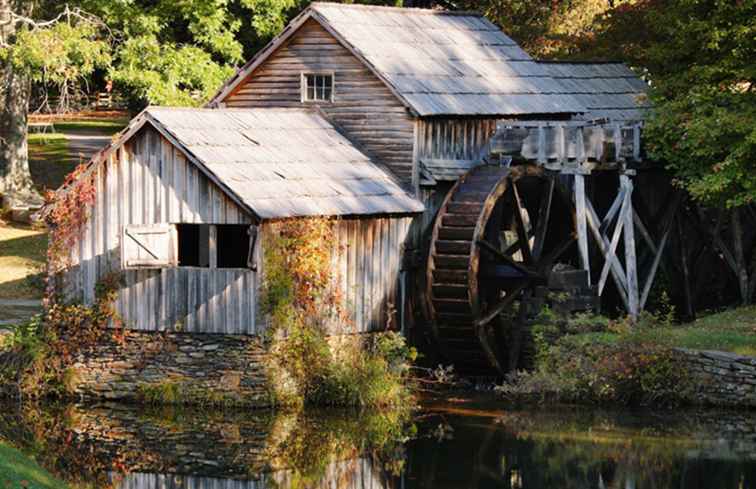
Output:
[46, 163, 97, 274]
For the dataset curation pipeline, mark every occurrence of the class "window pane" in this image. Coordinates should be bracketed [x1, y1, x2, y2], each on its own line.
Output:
[307, 85, 315, 100]
[216, 225, 251, 269]
[323, 86, 332, 101]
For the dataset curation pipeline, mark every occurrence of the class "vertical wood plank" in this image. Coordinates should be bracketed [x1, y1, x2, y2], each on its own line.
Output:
[347, 220, 357, 331]
[574, 174, 591, 285]
[187, 268, 196, 332]
[621, 175, 639, 317]
[366, 220, 375, 331]
[355, 220, 364, 332]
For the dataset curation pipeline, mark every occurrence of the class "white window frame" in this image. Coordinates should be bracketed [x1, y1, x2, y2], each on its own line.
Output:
[301, 72, 335, 103]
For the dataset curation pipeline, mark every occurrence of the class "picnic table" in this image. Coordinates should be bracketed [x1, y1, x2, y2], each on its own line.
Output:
[28, 121, 56, 135]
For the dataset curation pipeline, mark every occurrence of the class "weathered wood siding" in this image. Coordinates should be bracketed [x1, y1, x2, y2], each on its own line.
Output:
[62, 126, 259, 334]
[326, 216, 413, 334]
[60, 126, 412, 335]
[223, 19, 415, 187]
[417, 119, 498, 161]
[115, 457, 389, 489]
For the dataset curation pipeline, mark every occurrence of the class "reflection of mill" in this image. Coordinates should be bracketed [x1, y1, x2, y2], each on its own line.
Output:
[112, 459, 390, 489]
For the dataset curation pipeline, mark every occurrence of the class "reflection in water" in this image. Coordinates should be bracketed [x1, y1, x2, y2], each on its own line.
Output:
[0, 399, 754, 488]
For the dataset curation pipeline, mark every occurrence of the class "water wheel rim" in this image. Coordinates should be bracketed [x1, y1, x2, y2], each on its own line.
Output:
[426, 163, 548, 373]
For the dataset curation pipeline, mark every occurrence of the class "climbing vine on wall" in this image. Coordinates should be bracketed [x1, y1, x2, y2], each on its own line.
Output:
[44, 162, 97, 275]
[261, 218, 415, 408]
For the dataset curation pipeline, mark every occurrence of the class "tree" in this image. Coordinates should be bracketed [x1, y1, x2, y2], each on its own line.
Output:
[583, 0, 756, 208]
[0, 0, 34, 205]
[0, 2, 109, 206]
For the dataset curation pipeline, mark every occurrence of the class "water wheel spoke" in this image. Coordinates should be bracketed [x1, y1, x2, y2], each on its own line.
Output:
[510, 179, 534, 264]
[476, 279, 529, 327]
[476, 239, 537, 278]
[428, 164, 579, 374]
[531, 177, 555, 261]
[538, 233, 577, 274]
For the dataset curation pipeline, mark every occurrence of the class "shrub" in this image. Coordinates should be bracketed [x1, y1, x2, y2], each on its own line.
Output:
[498, 307, 693, 406]
[261, 218, 416, 408]
[0, 272, 123, 399]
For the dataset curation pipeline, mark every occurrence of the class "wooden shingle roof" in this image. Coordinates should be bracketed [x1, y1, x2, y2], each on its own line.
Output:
[542, 62, 650, 122]
[209, 2, 586, 117]
[145, 107, 423, 219]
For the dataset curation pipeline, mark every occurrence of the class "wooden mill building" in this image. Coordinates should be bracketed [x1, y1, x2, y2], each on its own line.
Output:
[49, 3, 657, 374]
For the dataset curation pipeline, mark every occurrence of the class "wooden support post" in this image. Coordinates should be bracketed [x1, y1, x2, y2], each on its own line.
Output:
[731, 207, 749, 304]
[598, 189, 629, 296]
[576, 127, 586, 165]
[585, 198, 630, 311]
[676, 216, 695, 319]
[537, 125, 546, 164]
[613, 124, 622, 162]
[574, 174, 591, 286]
[620, 175, 639, 318]
[208, 224, 217, 269]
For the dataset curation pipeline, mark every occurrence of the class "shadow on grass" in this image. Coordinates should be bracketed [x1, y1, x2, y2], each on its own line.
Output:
[0, 227, 47, 300]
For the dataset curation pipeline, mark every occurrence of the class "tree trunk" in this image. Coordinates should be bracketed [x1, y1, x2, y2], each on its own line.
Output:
[0, 0, 40, 208]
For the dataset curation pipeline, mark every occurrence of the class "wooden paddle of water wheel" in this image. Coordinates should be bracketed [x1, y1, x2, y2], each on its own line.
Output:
[426, 163, 580, 374]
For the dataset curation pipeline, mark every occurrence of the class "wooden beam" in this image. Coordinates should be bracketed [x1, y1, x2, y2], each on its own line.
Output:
[584, 198, 630, 310]
[598, 190, 629, 296]
[510, 180, 534, 264]
[732, 207, 749, 304]
[639, 221, 672, 310]
[676, 216, 695, 319]
[477, 239, 537, 278]
[621, 175, 639, 318]
[532, 177, 554, 261]
[599, 188, 625, 235]
[476, 280, 529, 328]
[208, 224, 217, 269]
[574, 174, 591, 285]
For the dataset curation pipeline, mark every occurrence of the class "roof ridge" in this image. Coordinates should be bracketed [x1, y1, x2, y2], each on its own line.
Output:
[310, 1, 483, 17]
[538, 60, 629, 65]
[148, 106, 320, 113]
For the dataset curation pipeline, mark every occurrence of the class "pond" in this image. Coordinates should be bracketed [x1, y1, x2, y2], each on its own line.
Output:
[0, 397, 754, 488]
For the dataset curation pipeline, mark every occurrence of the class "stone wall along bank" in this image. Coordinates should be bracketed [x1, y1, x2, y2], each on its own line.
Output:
[677, 348, 756, 408]
[71, 330, 271, 406]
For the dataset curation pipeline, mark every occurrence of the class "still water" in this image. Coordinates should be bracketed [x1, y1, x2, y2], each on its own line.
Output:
[0, 398, 754, 488]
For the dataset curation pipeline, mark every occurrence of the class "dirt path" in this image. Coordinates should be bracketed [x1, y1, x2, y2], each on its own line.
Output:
[65, 132, 112, 162]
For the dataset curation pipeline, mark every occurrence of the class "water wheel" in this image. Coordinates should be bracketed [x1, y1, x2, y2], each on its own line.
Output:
[426, 163, 578, 374]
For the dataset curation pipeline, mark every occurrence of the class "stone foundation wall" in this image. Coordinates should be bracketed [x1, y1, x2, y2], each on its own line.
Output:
[71, 330, 271, 406]
[677, 348, 756, 408]
[70, 330, 378, 406]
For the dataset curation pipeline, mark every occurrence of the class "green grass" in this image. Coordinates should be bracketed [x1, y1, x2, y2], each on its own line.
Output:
[28, 133, 76, 193]
[51, 119, 128, 134]
[27, 118, 126, 193]
[0, 442, 69, 489]
[565, 307, 756, 356]
[0, 223, 47, 300]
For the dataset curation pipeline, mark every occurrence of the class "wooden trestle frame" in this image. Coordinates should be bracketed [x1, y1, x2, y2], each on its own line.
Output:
[493, 119, 680, 319]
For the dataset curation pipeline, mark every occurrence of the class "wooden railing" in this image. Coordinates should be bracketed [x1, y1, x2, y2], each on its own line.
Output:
[490, 119, 643, 168]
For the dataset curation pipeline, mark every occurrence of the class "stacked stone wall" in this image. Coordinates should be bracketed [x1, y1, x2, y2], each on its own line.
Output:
[677, 348, 756, 408]
[71, 331, 271, 405]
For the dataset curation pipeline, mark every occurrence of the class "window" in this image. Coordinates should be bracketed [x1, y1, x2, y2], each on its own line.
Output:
[122, 224, 177, 269]
[127, 224, 255, 269]
[216, 225, 251, 268]
[302, 73, 334, 102]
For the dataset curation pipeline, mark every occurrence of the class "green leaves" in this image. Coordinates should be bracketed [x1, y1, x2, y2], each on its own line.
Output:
[635, 0, 756, 208]
[110, 35, 235, 108]
[7, 21, 110, 84]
